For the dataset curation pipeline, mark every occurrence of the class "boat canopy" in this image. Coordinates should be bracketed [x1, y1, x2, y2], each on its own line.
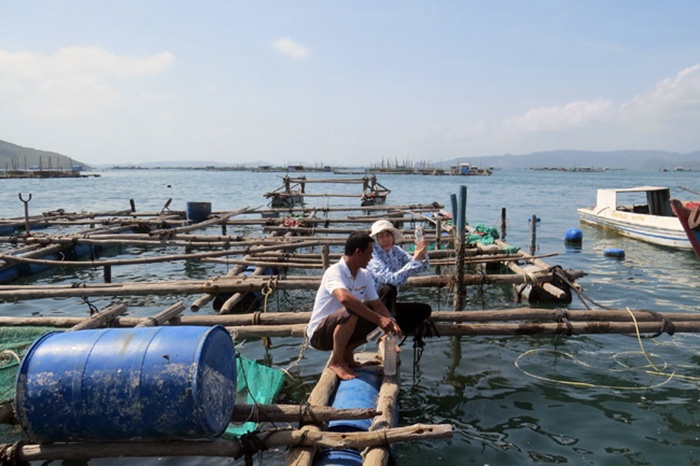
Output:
[596, 186, 673, 217]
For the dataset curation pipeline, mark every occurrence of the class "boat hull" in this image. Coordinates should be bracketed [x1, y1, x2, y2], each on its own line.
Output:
[670, 199, 700, 258]
[577, 207, 692, 249]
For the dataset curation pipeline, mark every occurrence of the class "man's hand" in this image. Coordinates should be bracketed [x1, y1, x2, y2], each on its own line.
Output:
[378, 315, 402, 340]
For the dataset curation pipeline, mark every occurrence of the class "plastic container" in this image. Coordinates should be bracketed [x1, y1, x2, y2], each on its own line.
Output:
[366, 326, 384, 343]
[186, 201, 212, 223]
[15, 325, 236, 443]
[415, 225, 424, 243]
[383, 332, 397, 376]
[327, 367, 381, 432]
[313, 448, 363, 466]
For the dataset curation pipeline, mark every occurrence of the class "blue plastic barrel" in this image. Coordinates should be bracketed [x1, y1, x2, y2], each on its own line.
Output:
[15, 325, 236, 443]
[313, 448, 363, 466]
[186, 202, 212, 223]
[0, 266, 20, 284]
[28, 253, 60, 273]
[565, 228, 583, 243]
[327, 367, 381, 432]
[604, 248, 625, 258]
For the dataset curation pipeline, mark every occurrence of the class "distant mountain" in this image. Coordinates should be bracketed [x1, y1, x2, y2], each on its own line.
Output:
[4, 138, 700, 172]
[131, 160, 241, 168]
[448, 150, 700, 171]
[0, 140, 89, 170]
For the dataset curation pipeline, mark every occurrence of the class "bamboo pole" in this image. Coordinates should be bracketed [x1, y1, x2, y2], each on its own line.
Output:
[1, 424, 453, 462]
[190, 264, 246, 312]
[0, 269, 587, 300]
[364, 366, 400, 465]
[67, 303, 128, 331]
[147, 208, 251, 236]
[287, 366, 340, 466]
[433, 320, 683, 336]
[460, 221, 569, 300]
[134, 301, 185, 327]
[231, 404, 377, 423]
[0, 239, 326, 268]
[2, 308, 694, 329]
[253, 203, 442, 216]
[220, 262, 267, 314]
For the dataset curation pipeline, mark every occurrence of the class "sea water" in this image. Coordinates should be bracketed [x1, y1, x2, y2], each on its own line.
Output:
[2, 167, 700, 465]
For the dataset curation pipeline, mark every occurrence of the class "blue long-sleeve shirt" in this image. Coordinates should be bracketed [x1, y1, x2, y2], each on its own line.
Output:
[367, 242, 429, 289]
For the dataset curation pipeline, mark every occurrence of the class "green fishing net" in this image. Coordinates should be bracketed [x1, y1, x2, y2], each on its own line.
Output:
[0, 327, 58, 405]
[223, 355, 287, 438]
[466, 223, 501, 245]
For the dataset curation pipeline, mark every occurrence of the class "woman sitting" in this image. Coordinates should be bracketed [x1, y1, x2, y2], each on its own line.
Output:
[367, 219, 432, 334]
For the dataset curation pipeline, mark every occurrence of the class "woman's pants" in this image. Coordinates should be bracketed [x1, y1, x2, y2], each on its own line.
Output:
[377, 284, 432, 334]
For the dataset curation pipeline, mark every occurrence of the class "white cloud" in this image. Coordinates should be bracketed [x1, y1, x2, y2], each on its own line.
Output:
[622, 64, 700, 118]
[272, 37, 310, 61]
[451, 64, 700, 153]
[511, 99, 615, 133]
[0, 47, 175, 118]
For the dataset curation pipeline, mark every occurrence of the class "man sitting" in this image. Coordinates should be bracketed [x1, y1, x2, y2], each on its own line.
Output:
[306, 231, 402, 380]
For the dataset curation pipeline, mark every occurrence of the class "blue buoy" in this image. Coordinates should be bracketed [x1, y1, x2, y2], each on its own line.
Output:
[565, 228, 583, 243]
[528, 216, 541, 223]
[604, 248, 625, 258]
[15, 326, 236, 443]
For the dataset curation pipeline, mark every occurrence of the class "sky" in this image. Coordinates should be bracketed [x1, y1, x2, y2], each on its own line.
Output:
[1, 1, 700, 167]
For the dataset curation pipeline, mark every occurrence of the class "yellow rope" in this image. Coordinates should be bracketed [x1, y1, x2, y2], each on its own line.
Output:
[515, 349, 676, 390]
[513, 306, 694, 390]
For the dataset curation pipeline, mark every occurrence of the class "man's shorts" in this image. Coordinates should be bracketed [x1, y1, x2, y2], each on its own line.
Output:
[310, 307, 376, 351]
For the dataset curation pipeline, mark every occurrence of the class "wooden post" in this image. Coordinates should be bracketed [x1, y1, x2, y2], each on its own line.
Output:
[435, 218, 442, 276]
[450, 193, 458, 237]
[321, 245, 330, 270]
[103, 265, 111, 283]
[501, 207, 507, 240]
[530, 214, 537, 255]
[453, 186, 467, 312]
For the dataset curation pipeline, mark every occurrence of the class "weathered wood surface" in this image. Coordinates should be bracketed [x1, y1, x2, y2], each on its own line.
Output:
[0, 424, 453, 462]
[66, 303, 127, 331]
[0, 268, 586, 300]
[134, 301, 185, 327]
[364, 360, 400, 465]
[231, 404, 377, 423]
[0, 308, 692, 328]
[286, 365, 340, 466]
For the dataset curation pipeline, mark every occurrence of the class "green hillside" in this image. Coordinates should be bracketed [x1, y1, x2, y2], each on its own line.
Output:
[0, 140, 89, 171]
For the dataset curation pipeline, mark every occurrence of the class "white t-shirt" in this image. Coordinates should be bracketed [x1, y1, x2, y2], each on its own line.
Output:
[306, 258, 379, 340]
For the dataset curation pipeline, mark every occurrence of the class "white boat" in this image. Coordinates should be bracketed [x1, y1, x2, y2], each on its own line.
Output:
[577, 186, 692, 249]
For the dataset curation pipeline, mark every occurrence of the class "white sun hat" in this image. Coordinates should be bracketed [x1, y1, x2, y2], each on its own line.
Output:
[370, 219, 404, 243]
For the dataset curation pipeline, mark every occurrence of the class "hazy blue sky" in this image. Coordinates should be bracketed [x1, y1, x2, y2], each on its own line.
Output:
[1, 1, 700, 166]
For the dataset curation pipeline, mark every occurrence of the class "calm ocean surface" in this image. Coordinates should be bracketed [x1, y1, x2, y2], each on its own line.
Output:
[2, 167, 700, 465]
